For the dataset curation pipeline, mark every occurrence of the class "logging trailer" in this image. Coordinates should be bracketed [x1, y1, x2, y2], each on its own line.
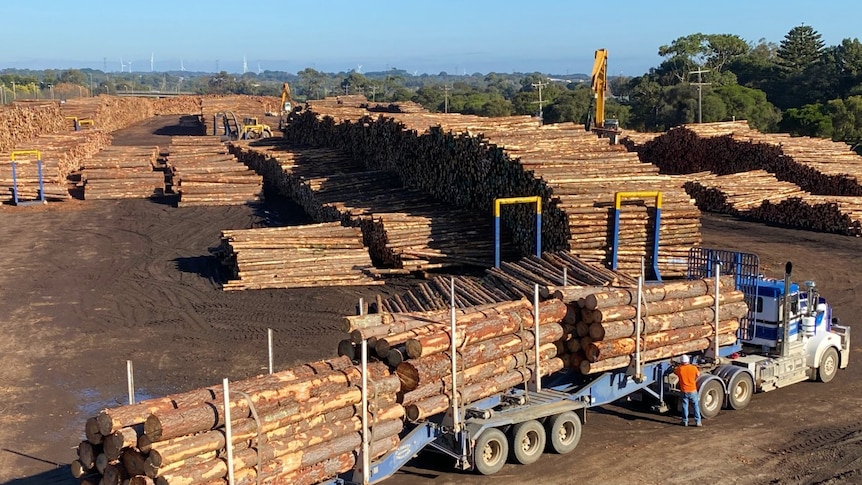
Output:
[321, 247, 850, 484]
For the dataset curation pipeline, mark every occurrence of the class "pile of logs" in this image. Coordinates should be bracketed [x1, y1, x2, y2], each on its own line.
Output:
[59, 96, 156, 133]
[81, 145, 166, 200]
[0, 102, 66, 152]
[552, 276, 746, 374]
[232, 143, 505, 272]
[71, 356, 403, 485]
[629, 121, 862, 196]
[1, 130, 111, 202]
[285, 99, 700, 278]
[215, 222, 383, 290]
[379, 250, 637, 313]
[201, 96, 280, 136]
[341, 299, 568, 411]
[167, 137, 263, 207]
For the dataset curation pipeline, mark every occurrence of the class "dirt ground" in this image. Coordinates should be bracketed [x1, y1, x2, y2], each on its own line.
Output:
[1, 116, 860, 485]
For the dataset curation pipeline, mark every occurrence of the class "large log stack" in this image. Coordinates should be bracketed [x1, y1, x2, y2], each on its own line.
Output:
[552, 276, 746, 374]
[214, 222, 383, 290]
[201, 96, 280, 136]
[1, 130, 111, 202]
[285, 98, 700, 278]
[379, 250, 637, 313]
[0, 102, 67, 152]
[71, 356, 403, 485]
[167, 137, 263, 207]
[627, 121, 862, 236]
[81, 145, 166, 200]
[231, 142, 505, 272]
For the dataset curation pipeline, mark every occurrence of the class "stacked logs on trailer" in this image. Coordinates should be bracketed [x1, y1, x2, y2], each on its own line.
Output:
[340, 299, 568, 415]
[552, 275, 747, 374]
[285, 98, 700, 279]
[81, 145, 166, 200]
[379, 250, 637, 313]
[71, 356, 404, 485]
[626, 121, 862, 236]
[1, 130, 111, 202]
[214, 222, 383, 290]
[231, 143, 507, 272]
[201, 96, 280, 136]
[166, 137, 263, 207]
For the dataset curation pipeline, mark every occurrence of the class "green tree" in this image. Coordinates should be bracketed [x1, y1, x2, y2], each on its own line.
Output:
[59, 69, 87, 86]
[713, 84, 781, 131]
[827, 95, 862, 142]
[777, 25, 825, 73]
[780, 103, 833, 137]
[657, 33, 748, 85]
[543, 87, 592, 124]
[298, 67, 326, 99]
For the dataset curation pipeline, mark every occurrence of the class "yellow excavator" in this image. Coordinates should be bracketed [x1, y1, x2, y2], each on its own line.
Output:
[278, 82, 294, 130]
[585, 48, 621, 144]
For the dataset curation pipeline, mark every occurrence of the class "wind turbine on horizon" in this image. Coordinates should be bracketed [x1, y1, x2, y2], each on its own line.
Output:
[120, 58, 126, 72]
[180, 59, 186, 72]
[243, 55, 248, 74]
[257, 63, 262, 75]
[357, 64, 362, 73]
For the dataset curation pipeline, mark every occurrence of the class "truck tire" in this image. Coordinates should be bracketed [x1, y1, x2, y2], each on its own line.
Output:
[699, 379, 725, 419]
[508, 420, 545, 465]
[545, 411, 581, 455]
[817, 347, 839, 383]
[263, 130, 272, 138]
[727, 372, 754, 410]
[474, 428, 508, 475]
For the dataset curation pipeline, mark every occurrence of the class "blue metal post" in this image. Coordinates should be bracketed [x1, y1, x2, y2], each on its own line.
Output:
[11, 162, 19, 205]
[494, 214, 501, 268]
[611, 207, 621, 270]
[535, 212, 542, 257]
[651, 207, 662, 281]
[37, 160, 45, 203]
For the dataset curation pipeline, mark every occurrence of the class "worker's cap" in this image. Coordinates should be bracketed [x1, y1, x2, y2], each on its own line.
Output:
[680, 355, 690, 364]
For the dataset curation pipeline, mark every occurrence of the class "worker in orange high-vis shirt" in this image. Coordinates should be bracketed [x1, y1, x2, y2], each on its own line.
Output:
[674, 354, 702, 427]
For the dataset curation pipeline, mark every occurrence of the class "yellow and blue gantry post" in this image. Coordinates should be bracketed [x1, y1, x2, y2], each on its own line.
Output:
[611, 191, 662, 281]
[9, 150, 46, 206]
[494, 196, 542, 268]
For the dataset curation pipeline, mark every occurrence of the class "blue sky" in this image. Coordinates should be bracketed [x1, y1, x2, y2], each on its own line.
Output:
[2, 0, 861, 75]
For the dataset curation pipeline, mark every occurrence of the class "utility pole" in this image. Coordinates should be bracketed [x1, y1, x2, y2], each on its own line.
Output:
[443, 85, 451, 113]
[688, 68, 711, 123]
[531, 80, 548, 122]
[370, 84, 376, 102]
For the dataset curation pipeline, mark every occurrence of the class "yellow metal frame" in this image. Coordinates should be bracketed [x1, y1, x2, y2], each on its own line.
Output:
[614, 191, 662, 210]
[494, 196, 543, 267]
[10, 150, 41, 161]
[591, 49, 608, 127]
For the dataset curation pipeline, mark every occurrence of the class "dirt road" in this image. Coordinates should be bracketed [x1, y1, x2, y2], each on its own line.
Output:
[0, 117, 859, 485]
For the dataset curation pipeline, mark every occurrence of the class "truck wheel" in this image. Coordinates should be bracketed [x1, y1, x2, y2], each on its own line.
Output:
[727, 372, 754, 410]
[699, 379, 725, 419]
[263, 130, 272, 138]
[817, 347, 839, 383]
[474, 428, 508, 475]
[508, 420, 545, 465]
[545, 411, 581, 455]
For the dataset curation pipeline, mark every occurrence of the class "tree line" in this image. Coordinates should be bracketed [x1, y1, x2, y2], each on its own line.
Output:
[2, 25, 860, 146]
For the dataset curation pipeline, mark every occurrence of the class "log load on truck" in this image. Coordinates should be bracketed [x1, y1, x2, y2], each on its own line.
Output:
[71, 248, 850, 484]
[326, 247, 850, 483]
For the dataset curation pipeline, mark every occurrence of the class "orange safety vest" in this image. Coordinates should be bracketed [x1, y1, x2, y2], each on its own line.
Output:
[674, 364, 699, 393]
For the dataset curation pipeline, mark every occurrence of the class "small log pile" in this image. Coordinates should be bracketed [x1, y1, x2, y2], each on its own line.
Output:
[167, 137, 263, 207]
[232, 143, 503, 272]
[201, 96, 280, 135]
[379, 250, 637, 313]
[341, 299, 568, 407]
[59, 96, 157, 133]
[0, 102, 67, 152]
[214, 222, 383, 290]
[552, 276, 746, 374]
[286, 100, 700, 279]
[630, 121, 862, 196]
[71, 356, 403, 485]
[683, 170, 810, 213]
[153, 97, 204, 116]
[1, 130, 111, 202]
[81, 145, 166, 200]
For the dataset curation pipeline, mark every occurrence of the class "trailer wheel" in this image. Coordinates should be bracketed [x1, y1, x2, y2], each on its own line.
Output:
[474, 428, 508, 475]
[546, 411, 581, 455]
[508, 420, 545, 465]
[699, 379, 725, 419]
[727, 372, 754, 410]
[817, 347, 839, 383]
